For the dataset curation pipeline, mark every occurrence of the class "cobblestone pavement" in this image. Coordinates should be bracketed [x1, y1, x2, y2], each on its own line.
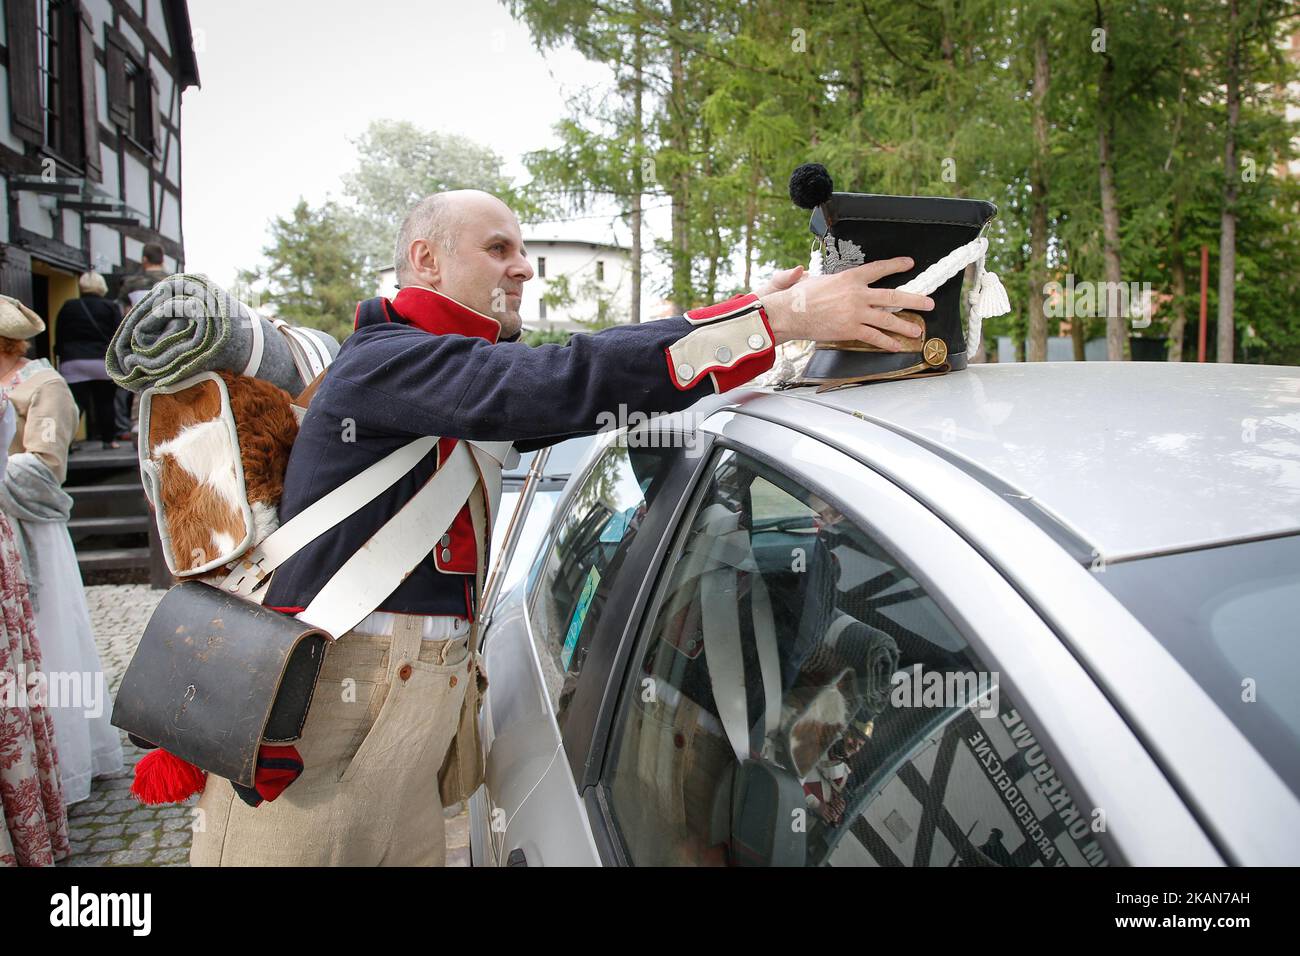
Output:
[58, 583, 470, 867]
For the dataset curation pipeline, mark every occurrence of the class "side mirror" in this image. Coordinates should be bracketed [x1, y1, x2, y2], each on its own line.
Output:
[711, 759, 807, 867]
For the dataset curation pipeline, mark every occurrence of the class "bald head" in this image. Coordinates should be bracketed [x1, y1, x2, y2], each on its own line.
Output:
[394, 189, 534, 335]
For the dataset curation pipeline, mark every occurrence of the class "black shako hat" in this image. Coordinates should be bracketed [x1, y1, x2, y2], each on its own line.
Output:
[785, 163, 1009, 390]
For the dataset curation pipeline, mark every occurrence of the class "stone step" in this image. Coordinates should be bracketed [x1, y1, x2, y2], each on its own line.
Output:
[77, 547, 152, 573]
[68, 515, 152, 538]
[66, 444, 139, 473]
[68, 482, 150, 519]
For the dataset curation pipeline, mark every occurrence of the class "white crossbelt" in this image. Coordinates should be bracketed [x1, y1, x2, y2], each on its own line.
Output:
[222, 435, 513, 639]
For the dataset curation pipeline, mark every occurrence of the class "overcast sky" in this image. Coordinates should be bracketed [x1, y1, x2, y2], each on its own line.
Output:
[181, 0, 623, 287]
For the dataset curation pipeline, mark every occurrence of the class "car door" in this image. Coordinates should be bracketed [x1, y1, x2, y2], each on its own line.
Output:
[568, 411, 1221, 866]
[474, 425, 711, 865]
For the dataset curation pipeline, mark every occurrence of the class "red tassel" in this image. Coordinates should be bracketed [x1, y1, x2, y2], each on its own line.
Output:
[131, 748, 207, 805]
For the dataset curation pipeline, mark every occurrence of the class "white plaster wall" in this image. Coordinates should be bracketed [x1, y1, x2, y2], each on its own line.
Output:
[89, 223, 122, 271]
[62, 209, 82, 248]
[146, 0, 168, 44]
[99, 142, 121, 199]
[119, 20, 145, 59]
[159, 188, 180, 242]
[151, 56, 174, 115]
[524, 241, 632, 328]
[85, 0, 114, 40]
[0, 67, 30, 153]
[164, 136, 180, 186]
[18, 192, 56, 239]
[123, 151, 150, 217]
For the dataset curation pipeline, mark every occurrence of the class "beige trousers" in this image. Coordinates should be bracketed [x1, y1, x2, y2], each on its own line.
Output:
[190, 613, 472, 866]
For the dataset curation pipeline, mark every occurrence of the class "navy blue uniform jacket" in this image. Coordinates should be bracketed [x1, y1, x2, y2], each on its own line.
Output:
[264, 285, 775, 619]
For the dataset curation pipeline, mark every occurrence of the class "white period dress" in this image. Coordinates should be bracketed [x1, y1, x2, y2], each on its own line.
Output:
[5, 367, 123, 804]
[23, 512, 125, 803]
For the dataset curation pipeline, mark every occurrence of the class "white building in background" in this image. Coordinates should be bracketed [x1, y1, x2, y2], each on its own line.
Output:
[377, 220, 637, 334]
[521, 236, 631, 332]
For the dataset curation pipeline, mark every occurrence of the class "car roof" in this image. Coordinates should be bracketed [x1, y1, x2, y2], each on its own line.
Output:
[765, 362, 1300, 562]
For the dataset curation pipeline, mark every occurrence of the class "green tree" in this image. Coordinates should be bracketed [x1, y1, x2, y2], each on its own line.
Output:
[237, 199, 370, 342]
[341, 119, 525, 268]
[507, 0, 1300, 364]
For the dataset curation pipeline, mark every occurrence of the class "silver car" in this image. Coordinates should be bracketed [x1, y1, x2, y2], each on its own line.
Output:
[470, 362, 1300, 867]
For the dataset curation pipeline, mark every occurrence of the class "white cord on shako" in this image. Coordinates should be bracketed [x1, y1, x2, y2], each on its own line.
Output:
[895, 236, 1010, 355]
[810, 235, 1010, 355]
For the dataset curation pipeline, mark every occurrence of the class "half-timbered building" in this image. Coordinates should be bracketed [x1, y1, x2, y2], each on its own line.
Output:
[0, 0, 198, 358]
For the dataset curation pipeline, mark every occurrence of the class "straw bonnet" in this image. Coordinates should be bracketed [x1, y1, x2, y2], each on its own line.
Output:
[0, 294, 44, 339]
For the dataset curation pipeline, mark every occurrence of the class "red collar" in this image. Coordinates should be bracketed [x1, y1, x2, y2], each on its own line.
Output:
[390, 286, 501, 344]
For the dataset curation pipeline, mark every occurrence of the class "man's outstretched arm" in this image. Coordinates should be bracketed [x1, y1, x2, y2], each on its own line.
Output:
[321, 257, 932, 446]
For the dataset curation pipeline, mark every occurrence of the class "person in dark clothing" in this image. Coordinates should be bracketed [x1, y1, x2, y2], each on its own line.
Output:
[113, 242, 169, 439]
[55, 272, 124, 449]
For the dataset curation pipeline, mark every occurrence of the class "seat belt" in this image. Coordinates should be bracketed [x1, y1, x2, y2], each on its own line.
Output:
[666, 503, 782, 763]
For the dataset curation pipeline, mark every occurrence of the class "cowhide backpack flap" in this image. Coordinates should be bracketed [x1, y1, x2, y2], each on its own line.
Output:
[137, 370, 299, 577]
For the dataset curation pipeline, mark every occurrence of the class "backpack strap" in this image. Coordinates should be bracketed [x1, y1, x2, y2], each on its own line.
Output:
[290, 369, 328, 424]
[296, 440, 485, 636]
[221, 437, 439, 601]
[221, 434, 511, 640]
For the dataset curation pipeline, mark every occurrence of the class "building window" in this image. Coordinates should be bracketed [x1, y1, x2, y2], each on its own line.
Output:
[107, 27, 158, 155]
[537, 256, 547, 278]
[539, 299, 548, 321]
[125, 59, 156, 150]
[37, 0, 82, 161]
[595, 260, 605, 282]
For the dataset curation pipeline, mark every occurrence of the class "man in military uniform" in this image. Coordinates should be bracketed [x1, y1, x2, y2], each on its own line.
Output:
[189, 189, 934, 867]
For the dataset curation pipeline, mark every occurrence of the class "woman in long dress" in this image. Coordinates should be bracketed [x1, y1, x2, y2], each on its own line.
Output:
[0, 295, 122, 806]
[0, 394, 71, 865]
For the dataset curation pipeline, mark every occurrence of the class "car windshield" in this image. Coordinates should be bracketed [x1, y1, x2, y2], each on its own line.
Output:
[1097, 534, 1300, 798]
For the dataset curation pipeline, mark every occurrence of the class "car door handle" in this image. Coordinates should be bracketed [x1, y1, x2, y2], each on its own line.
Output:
[506, 848, 528, 867]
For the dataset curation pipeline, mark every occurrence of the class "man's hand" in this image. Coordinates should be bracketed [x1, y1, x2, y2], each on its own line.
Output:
[760, 257, 934, 351]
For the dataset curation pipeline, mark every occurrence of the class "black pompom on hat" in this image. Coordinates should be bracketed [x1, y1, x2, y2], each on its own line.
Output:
[788, 163, 834, 209]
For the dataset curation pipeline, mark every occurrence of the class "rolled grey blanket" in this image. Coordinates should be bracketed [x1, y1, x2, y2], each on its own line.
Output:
[107, 273, 340, 394]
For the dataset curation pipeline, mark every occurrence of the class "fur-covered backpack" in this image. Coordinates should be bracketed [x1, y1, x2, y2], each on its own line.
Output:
[120, 368, 314, 804]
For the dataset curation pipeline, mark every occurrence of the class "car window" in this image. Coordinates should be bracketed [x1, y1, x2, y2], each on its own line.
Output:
[488, 488, 564, 595]
[1097, 533, 1300, 798]
[528, 439, 677, 726]
[603, 448, 1112, 867]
